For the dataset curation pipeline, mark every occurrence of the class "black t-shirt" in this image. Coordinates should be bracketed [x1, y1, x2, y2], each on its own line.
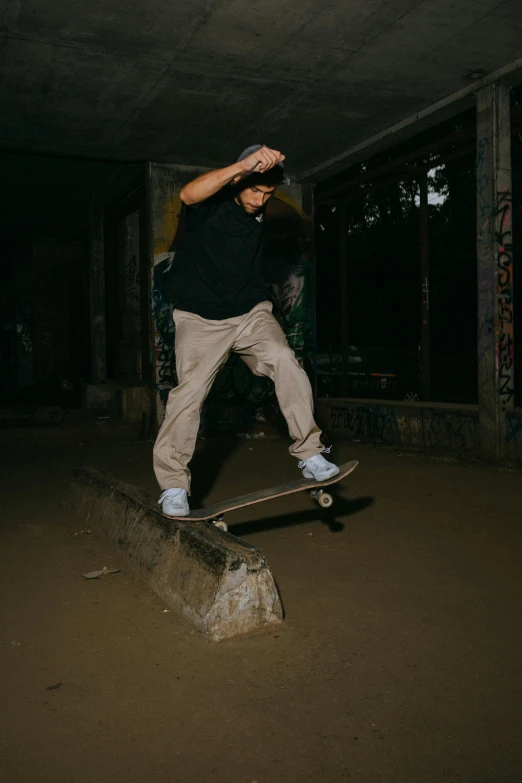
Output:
[166, 188, 269, 320]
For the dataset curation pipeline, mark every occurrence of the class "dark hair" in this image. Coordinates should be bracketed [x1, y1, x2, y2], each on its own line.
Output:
[241, 165, 284, 189]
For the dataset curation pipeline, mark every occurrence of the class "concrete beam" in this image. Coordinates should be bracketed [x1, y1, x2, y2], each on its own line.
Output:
[304, 55, 522, 183]
[476, 85, 514, 462]
[71, 467, 283, 641]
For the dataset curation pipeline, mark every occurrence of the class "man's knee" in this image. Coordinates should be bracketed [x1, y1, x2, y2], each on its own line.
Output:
[276, 340, 300, 366]
[166, 378, 208, 407]
[260, 339, 302, 374]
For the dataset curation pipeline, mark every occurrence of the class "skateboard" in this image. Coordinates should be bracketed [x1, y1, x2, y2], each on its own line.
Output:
[162, 460, 358, 531]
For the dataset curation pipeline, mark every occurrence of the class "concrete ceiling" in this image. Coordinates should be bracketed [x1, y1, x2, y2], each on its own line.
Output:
[1, 0, 522, 180]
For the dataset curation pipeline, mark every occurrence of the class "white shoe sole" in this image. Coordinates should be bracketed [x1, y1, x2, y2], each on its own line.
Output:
[302, 465, 341, 481]
[162, 507, 190, 518]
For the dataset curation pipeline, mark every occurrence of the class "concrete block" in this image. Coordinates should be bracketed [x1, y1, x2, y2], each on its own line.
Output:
[71, 467, 283, 641]
[120, 384, 152, 424]
[83, 382, 119, 413]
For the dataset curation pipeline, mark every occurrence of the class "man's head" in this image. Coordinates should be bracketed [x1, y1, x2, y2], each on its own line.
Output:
[232, 144, 290, 215]
[232, 172, 278, 214]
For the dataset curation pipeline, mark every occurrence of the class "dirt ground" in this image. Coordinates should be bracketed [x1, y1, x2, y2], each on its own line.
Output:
[1, 418, 521, 783]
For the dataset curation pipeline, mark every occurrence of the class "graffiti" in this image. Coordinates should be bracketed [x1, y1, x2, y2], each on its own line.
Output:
[327, 403, 480, 454]
[330, 404, 399, 443]
[422, 409, 478, 452]
[264, 194, 315, 369]
[495, 189, 514, 409]
[125, 251, 140, 304]
[152, 252, 177, 419]
[270, 257, 314, 366]
[422, 276, 430, 313]
[397, 416, 408, 438]
[476, 136, 490, 251]
[409, 416, 422, 444]
[16, 304, 33, 356]
[505, 412, 522, 459]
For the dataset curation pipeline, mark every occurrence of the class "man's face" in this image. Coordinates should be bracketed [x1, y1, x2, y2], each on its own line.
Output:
[235, 183, 276, 215]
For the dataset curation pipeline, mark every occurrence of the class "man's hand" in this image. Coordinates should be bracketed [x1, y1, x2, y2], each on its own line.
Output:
[238, 146, 285, 175]
[180, 147, 286, 206]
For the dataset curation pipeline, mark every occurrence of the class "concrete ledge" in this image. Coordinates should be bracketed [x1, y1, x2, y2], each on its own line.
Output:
[71, 467, 283, 641]
[317, 397, 481, 457]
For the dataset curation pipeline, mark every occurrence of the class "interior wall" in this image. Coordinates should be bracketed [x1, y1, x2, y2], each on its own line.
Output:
[0, 226, 88, 407]
[0, 152, 144, 408]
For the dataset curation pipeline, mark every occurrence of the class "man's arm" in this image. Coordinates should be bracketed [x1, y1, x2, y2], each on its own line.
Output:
[180, 146, 285, 206]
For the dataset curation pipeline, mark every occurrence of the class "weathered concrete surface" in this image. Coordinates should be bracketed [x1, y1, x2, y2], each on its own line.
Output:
[120, 383, 152, 424]
[83, 382, 152, 422]
[476, 85, 514, 462]
[3, 433, 522, 782]
[318, 397, 480, 455]
[317, 397, 522, 463]
[82, 381, 120, 413]
[71, 467, 283, 641]
[1, 1, 521, 176]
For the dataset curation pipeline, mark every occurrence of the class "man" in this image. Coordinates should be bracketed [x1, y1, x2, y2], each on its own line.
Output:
[154, 144, 339, 517]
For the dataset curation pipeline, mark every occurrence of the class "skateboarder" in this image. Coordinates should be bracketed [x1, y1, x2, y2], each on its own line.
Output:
[154, 144, 340, 517]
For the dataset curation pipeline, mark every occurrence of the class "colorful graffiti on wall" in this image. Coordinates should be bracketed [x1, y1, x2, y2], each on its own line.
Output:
[321, 399, 522, 464]
[494, 188, 514, 409]
[505, 411, 522, 461]
[269, 257, 314, 367]
[152, 254, 177, 412]
[151, 169, 315, 433]
[323, 400, 481, 455]
[265, 192, 315, 371]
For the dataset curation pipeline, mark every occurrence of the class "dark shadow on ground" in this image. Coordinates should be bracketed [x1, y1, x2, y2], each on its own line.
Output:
[188, 438, 241, 507]
[227, 495, 374, 537]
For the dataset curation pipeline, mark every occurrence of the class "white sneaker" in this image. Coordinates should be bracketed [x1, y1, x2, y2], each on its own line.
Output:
[158, 488, 190, 517]
[299, 452, 340, 481]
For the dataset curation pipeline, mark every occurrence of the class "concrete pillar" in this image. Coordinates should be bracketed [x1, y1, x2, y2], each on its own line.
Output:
[476, 85, 514, 461]
[13, 249, 34, 391]
[88, 198, 107, 383]
[338, 202, 350, 396]
[33, 238, 82, 391]
[148, 164, 182, 428]
[419, 171, 431, 401]
[266, 182, 314, 372]
[117, 210, 142, 377]
[300, 182, 318, 391]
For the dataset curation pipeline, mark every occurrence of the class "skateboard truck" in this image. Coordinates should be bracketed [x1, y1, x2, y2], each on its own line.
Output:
[309, 488, 334, 508]
[212, 515, 228, 532]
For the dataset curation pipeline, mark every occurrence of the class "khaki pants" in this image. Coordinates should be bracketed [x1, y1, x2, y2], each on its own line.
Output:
[153, 301, 323, 492]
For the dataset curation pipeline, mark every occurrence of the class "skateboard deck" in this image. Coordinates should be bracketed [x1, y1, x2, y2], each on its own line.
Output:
[163, 460, 358, 530]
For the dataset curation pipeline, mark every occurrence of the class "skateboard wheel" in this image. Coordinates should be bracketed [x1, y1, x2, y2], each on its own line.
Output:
[214, 519, 228, 532]
[318, 493, 333, 508]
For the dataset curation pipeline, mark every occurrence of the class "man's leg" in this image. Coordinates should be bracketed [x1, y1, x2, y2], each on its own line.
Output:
[233, 302, 324, 461]
[153, 310, 236, 493]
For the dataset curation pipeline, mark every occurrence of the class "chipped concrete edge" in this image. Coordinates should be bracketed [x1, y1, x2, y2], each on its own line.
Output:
[71, 466, 283, 641]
